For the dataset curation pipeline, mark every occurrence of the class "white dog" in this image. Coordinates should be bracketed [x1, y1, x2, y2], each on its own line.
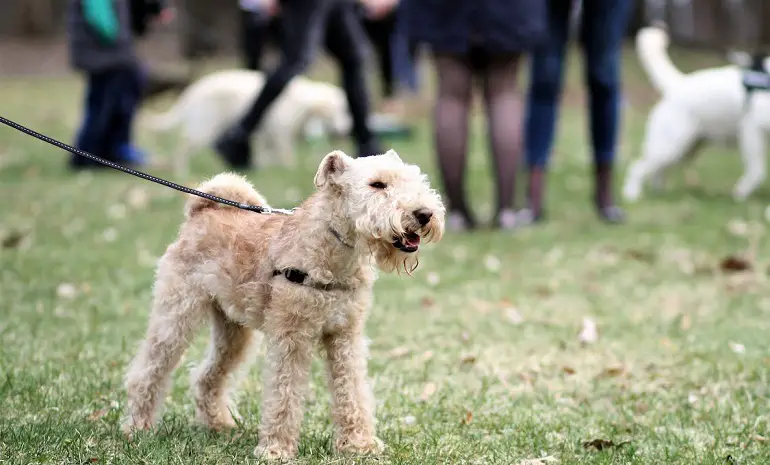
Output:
[623, 26, 770, 202]
[143, 69, 352, 174]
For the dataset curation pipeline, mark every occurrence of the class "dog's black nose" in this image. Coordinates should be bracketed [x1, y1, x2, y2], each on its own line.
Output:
[414, 208, 433, 226]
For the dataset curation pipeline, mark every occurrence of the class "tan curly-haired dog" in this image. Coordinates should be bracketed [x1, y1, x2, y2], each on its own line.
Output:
[122, 149, 445, 460]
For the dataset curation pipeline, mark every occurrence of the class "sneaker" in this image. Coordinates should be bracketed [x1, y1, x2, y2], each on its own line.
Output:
[213, 126, 252, 169]
[116, 144, 147, 166]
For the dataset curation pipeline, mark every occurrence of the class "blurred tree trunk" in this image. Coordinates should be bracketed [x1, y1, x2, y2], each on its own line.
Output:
[16, 0, 59, 37]
[177, 0, 238, 59]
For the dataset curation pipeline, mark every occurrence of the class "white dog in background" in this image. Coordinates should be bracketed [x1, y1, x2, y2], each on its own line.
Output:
[623, 25, 770, 202]
[143, 69, 352, 174]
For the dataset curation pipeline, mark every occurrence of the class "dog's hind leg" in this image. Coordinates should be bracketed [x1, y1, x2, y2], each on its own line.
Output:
[651, 137, 705, 191]
[122, 274, 208, 433]
[623, 103, 698, 201]
[733, 119, 766, 201]
[191, 305, 255, 430]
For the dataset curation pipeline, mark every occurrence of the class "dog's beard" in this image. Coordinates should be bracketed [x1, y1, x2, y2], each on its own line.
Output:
[368, 239, 420, 275]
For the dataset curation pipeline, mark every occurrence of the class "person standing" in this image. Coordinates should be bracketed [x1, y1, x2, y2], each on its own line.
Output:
[214, 0, 394, 169]
[67, 0, 146, 170]
[403, 0, 547, 230]
[522, 0, 633, 224]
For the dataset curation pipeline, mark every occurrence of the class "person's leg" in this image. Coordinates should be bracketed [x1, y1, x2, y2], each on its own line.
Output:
[324, 1, 382, 157]
[361, 13, 394, 99]
[523, 0, 572, 221]
[215, 0, 330, 168]
[580, 0, 633, 223]
[479, 52, 524, 229]
[241, 9, 268, 71]
[112, 65, 147, 166]
[431, 53, 475, 230]
[71, 71, 114, 169]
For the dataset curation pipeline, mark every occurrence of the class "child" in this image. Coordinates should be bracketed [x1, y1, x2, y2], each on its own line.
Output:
[67, 0, 146, 169]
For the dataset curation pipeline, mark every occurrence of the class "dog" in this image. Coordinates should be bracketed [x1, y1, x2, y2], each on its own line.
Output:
[122, 149, 445, 460]
[623, 25, 770, 202]
[143, 69, 352, 174]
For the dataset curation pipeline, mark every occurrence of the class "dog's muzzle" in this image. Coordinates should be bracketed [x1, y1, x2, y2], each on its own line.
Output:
[392, 232, 421, 253]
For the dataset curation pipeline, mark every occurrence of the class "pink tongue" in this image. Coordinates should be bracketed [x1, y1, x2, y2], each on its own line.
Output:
[404, 235, 421, 247]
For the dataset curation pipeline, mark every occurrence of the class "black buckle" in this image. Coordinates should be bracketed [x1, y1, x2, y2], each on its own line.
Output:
[273, 268, 308, 285]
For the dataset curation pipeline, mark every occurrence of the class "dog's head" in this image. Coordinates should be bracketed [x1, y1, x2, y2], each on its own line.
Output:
[313, 149, 445, 273]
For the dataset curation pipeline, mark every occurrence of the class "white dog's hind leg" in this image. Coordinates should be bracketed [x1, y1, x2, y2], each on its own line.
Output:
[623, 103, 699, 201]
[123, 280, 208, 433]
[192, 306, 255, 430]
[733, 119, 766, 201]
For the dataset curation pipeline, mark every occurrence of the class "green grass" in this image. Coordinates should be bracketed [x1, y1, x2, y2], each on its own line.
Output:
[2, 44, 770, 464]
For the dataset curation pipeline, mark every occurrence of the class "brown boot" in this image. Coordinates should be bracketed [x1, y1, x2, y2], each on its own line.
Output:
[594, 162, 625, 224]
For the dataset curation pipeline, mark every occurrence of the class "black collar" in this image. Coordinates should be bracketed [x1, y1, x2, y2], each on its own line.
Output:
[272, 268, 350, 291]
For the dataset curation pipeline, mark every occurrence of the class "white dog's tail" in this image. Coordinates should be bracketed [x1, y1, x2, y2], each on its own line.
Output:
[142, 99, 185, 133]
[185, 172, 268, 218]
[636, 24, 684, 94]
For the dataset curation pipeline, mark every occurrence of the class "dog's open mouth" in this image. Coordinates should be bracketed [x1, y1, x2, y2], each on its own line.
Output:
[393, 232, 421, 253]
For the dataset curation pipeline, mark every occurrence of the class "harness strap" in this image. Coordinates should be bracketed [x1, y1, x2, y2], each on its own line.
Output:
[272, 268, 350, 292]
[742, 53, 770, 110]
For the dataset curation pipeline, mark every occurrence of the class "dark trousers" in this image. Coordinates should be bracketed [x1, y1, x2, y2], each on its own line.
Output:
[239, 8, 283, 71]
[237, 0, 378, 155]
[362, 6, 419, 98]
[525, 0, 632, 168]
[72, 66, 143, 167]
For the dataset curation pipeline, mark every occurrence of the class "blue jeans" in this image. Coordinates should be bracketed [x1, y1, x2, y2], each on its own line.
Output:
[72, 65, 144, 167]
[525, 0, 632, 168]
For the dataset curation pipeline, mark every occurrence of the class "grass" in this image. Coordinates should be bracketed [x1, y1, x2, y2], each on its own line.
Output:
[2, 43, 770, 464]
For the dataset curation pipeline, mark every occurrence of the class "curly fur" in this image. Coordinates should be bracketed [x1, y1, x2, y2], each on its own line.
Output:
[122, 149, 445, 460]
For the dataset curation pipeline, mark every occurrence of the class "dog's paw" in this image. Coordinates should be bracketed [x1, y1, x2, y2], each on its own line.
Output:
[622, 183, 642, 203]
[334, 435, 386, 455]
[254, 443, 296, 461]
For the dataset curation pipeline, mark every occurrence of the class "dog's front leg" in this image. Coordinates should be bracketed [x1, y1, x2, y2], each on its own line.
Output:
[255, 312, 316, 461]
[322, 323, 384, 456]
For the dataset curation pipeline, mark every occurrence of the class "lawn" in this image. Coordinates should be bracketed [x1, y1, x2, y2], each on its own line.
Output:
[1, 43, 770, 464]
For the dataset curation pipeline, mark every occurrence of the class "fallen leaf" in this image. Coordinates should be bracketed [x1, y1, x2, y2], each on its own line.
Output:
[420, 350, 434, 361]
[460, 410, 473, 425]
[516, 456, 558, 465]
[752, 434, 767, 442]
[582, 438, 629, 451]
[680, 313, 692, 331]
[425, 272, 440, 286]
[82, 459, 98, 464]
[460, 354, 477, 365]
[87, 408, 109, 421]
[420, 382, 437, 401]
[624, 249, 655, 263]
[1, 231, 24, 249]
[578, 317, 598, 344]
[420, 296, 435, 308]
[720, 256, 752, 273]
[504, 307, 524, 325]
[562, 366, 576, 375]
[388, 347, 410, 359]
[597, 364, 625, 379]
[56, 283, 78, 299]
[729, 341, 746, 354]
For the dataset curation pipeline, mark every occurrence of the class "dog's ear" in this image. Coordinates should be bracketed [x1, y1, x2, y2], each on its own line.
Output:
[384, 149, 402, 162]
[314, 150, 352, 188]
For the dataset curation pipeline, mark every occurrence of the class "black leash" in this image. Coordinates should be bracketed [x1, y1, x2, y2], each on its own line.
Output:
[0, 116, 294, 215]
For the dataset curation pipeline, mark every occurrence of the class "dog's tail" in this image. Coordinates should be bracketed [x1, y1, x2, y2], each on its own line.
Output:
[185, 172, 269, 218]
[636, 23, 684, 94]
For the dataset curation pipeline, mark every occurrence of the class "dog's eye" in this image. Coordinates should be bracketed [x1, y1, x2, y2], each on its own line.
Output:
[369, 181, 387, 189]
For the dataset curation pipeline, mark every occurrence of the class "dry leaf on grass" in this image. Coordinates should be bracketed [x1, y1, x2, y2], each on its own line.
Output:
[624, 249, 656, 263]
[460, 354, 477, 365]
[87, 408, 109, 421]
[582, 438, 630, 451]
[516, 456, 558, 465]
[597, 364, 625, 379]
[1, 231, 24, 249]
[460, 410, 473, 425]
[719, 256, 752, 273]
[420, 382, 437, 401]
[420, 296, 435, 308]
[578, 317, 598, 344]
[388, 347, 411, 359]
[680, 313, 692, 331]
[752, 434, 767, 442]
[420, 350, 434, 361]
[504, 307, 524, 325]
[562, 366, 576, 375]
[729, 341, 746, 354]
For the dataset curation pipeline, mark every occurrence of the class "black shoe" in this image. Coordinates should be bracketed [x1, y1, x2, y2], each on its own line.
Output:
[213, 126, 252, 169]
[597, 205, 625, 224]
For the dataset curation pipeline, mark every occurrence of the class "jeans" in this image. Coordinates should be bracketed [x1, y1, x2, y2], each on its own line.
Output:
[72, 65, 143, 167]
[525, 0, 632, 168]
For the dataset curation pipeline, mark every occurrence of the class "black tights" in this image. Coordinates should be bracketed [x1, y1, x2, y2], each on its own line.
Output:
[433, 52, 523, 223]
